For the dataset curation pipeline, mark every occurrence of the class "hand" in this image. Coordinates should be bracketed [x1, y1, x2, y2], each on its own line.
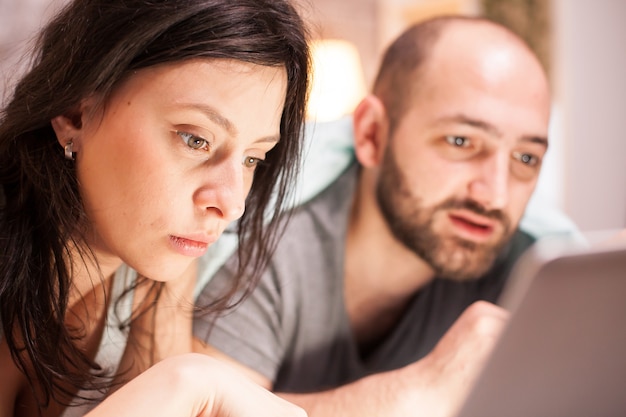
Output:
[278, 301, 508, 417]
[392, 301, 509, 417]
[87, 353, 307, 417]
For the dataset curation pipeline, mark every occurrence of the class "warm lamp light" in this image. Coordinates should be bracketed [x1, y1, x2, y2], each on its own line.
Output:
[306, 39, 367, 122]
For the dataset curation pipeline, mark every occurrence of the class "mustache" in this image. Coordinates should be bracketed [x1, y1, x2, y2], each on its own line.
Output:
[436, 198, 509, 225]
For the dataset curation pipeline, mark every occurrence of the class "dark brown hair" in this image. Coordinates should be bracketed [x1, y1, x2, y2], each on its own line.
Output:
[0, 0, 309, 410]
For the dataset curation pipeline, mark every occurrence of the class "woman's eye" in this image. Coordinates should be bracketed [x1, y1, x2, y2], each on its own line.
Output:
[445, 135, 470, 148]
[512, 151, 539, 166]
[243, 156, 262, 168]
[177, 131, 209, 151]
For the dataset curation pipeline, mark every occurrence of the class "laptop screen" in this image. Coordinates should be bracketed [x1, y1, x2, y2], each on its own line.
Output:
[453, 237, 626, 417]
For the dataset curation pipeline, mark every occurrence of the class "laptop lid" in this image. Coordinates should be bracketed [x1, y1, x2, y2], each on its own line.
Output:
[453, 237, 626, 417]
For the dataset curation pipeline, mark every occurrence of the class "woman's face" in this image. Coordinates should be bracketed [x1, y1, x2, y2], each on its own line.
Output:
[67, 59, 287, 281]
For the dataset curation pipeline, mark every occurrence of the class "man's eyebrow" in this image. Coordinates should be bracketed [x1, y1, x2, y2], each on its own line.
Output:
[522, 135, 549, 148]
[435, 114, 503, 137]
[436, 113, 548, 147]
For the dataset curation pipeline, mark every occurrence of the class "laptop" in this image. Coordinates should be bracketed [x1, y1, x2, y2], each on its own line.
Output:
[453, 235, 626, 417]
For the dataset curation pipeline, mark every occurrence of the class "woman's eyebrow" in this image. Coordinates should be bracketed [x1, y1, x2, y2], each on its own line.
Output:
[176, 102, 282, 144]
[256, 134, 281, 145]
[176, 102, 237, 135]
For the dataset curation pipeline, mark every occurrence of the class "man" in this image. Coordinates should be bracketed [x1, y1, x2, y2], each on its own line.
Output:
[194, 15, 559, 417]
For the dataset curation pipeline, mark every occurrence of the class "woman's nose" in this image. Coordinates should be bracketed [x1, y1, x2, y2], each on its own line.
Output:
[193, 157, 248, 222]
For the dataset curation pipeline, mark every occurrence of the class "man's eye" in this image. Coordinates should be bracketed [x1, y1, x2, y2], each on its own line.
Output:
[445, 135, 470, 147]
[243, 156, 262, 168]
[177, 131, 209, 151]
[512, 151, 539, 166]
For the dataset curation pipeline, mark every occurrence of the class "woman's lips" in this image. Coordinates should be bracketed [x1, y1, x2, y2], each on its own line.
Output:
[169, 235, 211, 257]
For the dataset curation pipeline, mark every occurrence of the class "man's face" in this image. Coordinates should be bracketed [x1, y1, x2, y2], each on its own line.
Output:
[375, 35, 551, 280]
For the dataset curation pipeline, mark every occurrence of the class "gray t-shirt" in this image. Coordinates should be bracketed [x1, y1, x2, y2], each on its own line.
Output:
[193, 163, 535, 392]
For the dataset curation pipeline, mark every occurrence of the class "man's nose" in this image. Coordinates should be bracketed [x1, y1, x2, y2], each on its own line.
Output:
[467, 152, 510, 211]
[193, 157, 247, 222]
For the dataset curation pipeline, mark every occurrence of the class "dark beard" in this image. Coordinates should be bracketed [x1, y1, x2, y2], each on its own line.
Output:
[375, 146, 513, 281]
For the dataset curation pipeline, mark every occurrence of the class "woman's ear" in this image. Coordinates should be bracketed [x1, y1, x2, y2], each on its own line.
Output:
[352, 95, 389, 168]
[50, 99, 96, 152]
[50, 112, 81, 151]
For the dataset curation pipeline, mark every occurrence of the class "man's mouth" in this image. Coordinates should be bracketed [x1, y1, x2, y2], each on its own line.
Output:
[448, 212, 497, 242]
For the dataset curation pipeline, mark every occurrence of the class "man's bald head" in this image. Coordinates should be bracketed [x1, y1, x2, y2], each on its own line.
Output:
[372, 16, 549, 134]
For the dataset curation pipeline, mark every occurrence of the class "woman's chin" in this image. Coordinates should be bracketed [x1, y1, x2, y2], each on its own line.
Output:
[132, 258, 195, 283]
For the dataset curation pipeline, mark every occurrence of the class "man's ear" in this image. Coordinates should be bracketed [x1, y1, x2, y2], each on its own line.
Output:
[352, 95, 389, 168]
[50, 99, 95, 152]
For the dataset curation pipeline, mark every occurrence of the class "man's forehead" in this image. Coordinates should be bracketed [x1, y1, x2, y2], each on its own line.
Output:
[407, 50, 549, 126]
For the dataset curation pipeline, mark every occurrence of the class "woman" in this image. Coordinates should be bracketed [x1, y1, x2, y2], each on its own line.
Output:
[0, 0, 309, 416]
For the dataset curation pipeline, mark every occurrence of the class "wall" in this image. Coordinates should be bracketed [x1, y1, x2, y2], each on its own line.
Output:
[296, 0, 379, 90]
[0, 0, 65, 102]
[552, 0, 626, 231]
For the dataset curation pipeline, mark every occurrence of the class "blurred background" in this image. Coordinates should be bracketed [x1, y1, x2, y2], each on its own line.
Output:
[1, 0, 624, 233]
